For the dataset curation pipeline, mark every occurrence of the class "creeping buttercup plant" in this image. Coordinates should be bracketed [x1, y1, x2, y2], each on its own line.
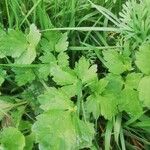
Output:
[0, 0, 150, 150]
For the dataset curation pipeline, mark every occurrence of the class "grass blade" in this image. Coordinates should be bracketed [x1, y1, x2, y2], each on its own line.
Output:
[41, 27, 121, 32]
[105, 120, 113, 150]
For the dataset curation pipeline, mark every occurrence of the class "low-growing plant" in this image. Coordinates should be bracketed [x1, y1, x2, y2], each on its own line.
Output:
[0, 0, 150, 150]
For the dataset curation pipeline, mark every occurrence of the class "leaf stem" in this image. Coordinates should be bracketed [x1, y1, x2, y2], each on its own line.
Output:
[77, 80, 82, 116]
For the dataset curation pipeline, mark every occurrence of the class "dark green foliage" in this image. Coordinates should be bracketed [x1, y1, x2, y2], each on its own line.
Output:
[0, 0, 150, 150]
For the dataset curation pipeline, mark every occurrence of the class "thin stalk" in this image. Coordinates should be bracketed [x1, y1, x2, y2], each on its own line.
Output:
[5, 0, 11, 27]
[77, 80, 82, 116]
[41, 27, 122, 32]
[69, 46, 122, 51]
[20, 0, 42, 27]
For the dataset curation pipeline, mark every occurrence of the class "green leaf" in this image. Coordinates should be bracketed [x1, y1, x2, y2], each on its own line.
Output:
[50, 65, 77, 86]
[15, 46, 36, 64]
[19, 120, 32, 131]
[86, 94, 101, 119]
[74, 116, 95, 149]
[89, 78, 108, 94]
[13, 68, 35, 86]
[55, 32, 69, 53]
[60, 84, 77, 98]
[32, 111, 94, 150]
[87, 75, 123, 120]
[37, 65, 51, 80]
[11, 106, 25, 128]
[0, 24, 41, 64]
[103, 49, 131, 74]
[24, 133, 35, 150]
[38, 87, 74, 111]
[27, 24, 41, 47]
[0, 29, 27, 58]
[100, 94, 119, 120]
[40, 31, 61, 52]
[135, 44, 150, 75]
[75, 57, 97, 84]
[32, 111, 77, 150]
[0, 69, 6, 86]
[15, 24, 41, 64]
[0, 127, 25, 150]
[57, 52, 69, 68]
[138, 76, 150, 108]
[125, 73, 143, 89]
[119, 88, 143, 116]
[104, 73, 124, 95]
[38, 52, 57, 80]
[39, 52, 56, 64]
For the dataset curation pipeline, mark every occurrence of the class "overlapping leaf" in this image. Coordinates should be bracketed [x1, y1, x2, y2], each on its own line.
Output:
[119, 88, 143, 116]
[32, 111, 77, 150]
[0, 127, 25, 150]
[135, 43, 150, 75]
[32, 111, 94, 150]
[125, 73, 143, 89]
[50, 65, 77, 86]
[103, 49, 131, 74]
[41, 31, 68, 53]
[55, 32, 69, 52]
[16, 24, 41, 64]
[38, 87, 74, 111]
[0, 29, 27, 58]
[75, 57, 97, 84]
[138, 76, 150, 108]
[12, 68, 35, 86]
[99, 94, 119, 120]
[86, 94, 101, 119]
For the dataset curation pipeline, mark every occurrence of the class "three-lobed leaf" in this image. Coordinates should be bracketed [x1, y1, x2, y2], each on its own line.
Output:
[75, 57, 97, 84]
[103, 49, 131, 74]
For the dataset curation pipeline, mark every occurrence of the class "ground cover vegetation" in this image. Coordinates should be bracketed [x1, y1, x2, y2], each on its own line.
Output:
[0, 0, 150, 149]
